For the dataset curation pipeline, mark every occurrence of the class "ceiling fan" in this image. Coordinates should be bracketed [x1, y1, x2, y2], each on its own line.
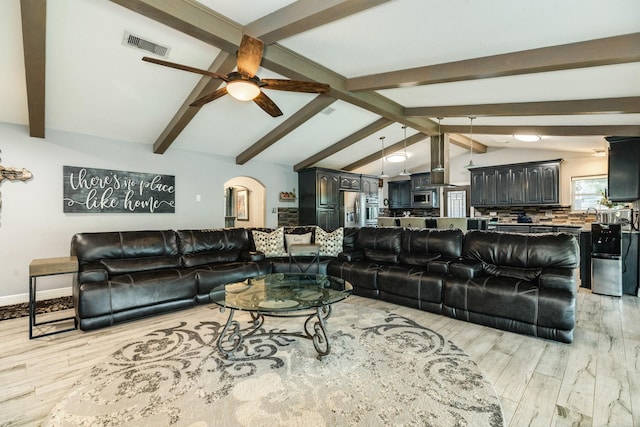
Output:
[142, 34, 330, 117]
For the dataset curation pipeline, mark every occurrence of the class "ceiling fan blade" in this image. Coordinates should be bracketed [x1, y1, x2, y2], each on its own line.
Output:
[142, 56, 228, 81]
[261, 79, 330, 94]
[253, 91, 283, 117]
[190, 87, 228, 107]
[237, 35, 264, 77]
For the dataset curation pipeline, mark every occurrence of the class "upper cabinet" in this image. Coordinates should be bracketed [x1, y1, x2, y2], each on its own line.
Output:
[388, 180, 411, 208]
[411, 173, 431, 191]
[361, 175, 379, 197]
[339, 173, 361, 191]
[470, 160, 561, 207]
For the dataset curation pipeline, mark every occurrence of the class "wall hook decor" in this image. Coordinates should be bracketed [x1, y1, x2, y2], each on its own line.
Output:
[0, 150, 33, 213]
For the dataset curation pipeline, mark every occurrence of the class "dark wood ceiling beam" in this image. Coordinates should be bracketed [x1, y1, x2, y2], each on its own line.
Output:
[294, 118, 392, 171]
[449, 134, 487, 154]
[342, 132, 428, 171]
[236, 95, 336, 165]
[153, 52, 236, 154]
[111, 0, 439, 148]
[20, 0, 46, 138]
[245, 0, 391, 45]
[441, 125, 640, 137]
[347, 33, 640, 91]
[406, 97, 640, 117]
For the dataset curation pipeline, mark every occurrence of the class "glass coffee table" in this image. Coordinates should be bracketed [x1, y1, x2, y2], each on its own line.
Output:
[209, 273, 352, 359]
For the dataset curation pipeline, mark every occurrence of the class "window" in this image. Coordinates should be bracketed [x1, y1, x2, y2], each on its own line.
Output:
[571, 175, 607, 211]
[447, 190, 467, 217]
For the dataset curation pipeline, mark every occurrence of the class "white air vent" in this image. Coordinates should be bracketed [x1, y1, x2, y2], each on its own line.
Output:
[122, 32, 170, 57]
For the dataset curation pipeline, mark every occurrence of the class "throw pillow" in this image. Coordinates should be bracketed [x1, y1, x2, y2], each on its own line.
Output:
[315, 227, 344, 257]
[284, 232, 312, 252]
[252, 228, 286, 257]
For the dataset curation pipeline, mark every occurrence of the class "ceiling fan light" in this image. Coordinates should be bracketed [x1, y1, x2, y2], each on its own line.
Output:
[513, 134, 541, 142]
[385, 153, 406, 163]
[226, 80, 260, 101]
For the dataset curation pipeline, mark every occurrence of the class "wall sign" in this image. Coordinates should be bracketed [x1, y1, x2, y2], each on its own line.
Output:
[63, 166, 175, 213]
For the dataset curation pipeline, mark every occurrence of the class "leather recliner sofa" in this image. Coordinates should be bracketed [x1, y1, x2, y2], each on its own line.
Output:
[70, 226, 579, 343]
[326, 227, 579, 343]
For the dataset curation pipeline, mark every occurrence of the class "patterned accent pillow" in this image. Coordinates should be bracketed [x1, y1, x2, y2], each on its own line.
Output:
[251, 228, 286, 257]
[315, 227, 344, 257]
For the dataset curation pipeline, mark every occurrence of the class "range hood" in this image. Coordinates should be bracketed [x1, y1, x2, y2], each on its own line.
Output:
[429, 133, 457, 187]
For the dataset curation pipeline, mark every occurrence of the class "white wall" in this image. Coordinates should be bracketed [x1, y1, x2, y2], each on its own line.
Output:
[0, 123, 298, 302]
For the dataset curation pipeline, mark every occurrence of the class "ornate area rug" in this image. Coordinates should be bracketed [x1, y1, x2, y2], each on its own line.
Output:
[0, 296, 73, 321]
[46, 305, 504, 426]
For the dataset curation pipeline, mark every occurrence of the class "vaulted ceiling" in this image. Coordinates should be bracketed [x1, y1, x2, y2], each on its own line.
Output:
[5, 0, 640, 178]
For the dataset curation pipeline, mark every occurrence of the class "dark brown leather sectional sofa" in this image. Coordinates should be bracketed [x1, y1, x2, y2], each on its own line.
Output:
[70, 226, 579, 343]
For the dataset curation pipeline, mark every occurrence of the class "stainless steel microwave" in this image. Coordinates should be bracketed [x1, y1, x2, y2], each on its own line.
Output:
[411, 191, 434, 207]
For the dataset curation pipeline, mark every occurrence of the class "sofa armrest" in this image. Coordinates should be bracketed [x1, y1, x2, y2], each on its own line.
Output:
[337, 249, 364, 262]
[539, 267, 576, 293]
[449, 259, 484, 279]
[241, 250, 266, 262]
[78, 267, 108, 283]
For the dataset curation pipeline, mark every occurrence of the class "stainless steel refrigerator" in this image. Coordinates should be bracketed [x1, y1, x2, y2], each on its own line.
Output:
[340, 191, 366, 228]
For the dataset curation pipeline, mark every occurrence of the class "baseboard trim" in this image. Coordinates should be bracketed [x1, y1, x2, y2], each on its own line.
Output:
[0, 287, 72, 307]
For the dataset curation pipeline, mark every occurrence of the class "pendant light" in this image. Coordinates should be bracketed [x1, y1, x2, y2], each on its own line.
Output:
[399, 126, 411, 176]
[379, 136, 389, 178]
[463, 116, 476, 169]
[432, 117, 445, 172]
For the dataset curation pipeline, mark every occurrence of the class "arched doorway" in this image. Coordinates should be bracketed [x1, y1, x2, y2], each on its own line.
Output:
[224, 176, 266, 228]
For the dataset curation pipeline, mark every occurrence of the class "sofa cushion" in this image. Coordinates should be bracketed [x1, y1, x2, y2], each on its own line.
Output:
[463, 230, 578, 269]
[71, 230, 179, 262]
[401, 228, 463, 258]
[284, 232, 312, 250]
[315, 227, 344, 257]
[364, 248, 399, 264]
[252, 228, 287, 257]
[177, 229, 251, 254]
[398, 252, 440, 266]
[182, 250, 242, 268]
[99, 255, 182, 275]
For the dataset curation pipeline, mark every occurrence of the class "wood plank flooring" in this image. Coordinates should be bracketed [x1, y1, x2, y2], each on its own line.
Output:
[0, 288, 638, 426]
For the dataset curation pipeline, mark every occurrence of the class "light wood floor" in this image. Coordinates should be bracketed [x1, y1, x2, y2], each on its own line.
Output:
[1, 288, 638, 426]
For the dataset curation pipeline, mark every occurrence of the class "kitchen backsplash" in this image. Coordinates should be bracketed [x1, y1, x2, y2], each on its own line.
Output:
[474, 206, 597, 226]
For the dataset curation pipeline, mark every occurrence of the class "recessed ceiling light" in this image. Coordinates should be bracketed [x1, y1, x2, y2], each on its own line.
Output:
[385, 153, 407, 163]
[513, 134, 541, 142]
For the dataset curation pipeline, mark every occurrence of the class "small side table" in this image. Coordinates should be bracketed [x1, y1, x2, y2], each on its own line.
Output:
[288, 243, 321, 273]
[29, 256, 79, 339]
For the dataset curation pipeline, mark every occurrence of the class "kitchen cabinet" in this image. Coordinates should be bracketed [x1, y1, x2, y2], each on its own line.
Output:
[340, 174, 361, 191]
[411, 173, 431, 191]
[298, 168, 340, 230]
[470, 160, 561, 207]
[470, 169, 497, 206]
[361, 176, 380, 197]
[388, 180, 411, 208]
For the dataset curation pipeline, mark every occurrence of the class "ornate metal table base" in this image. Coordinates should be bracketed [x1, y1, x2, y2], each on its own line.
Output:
[217, 305, 332, 360]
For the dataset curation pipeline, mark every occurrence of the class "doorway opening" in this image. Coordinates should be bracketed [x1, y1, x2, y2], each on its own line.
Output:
[224, 177, 266, 228]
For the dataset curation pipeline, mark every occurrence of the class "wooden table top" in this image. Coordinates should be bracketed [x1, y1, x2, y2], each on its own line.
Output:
[29, 256, 78, 276]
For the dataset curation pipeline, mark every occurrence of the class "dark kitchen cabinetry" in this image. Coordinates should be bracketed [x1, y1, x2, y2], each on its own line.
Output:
[298, 168, 340, 230]
[339, 174, 361, 191]
[361, 176, 380, 197]
[470, 169, 497, 206]
[388, 180, 411, 208]
[470, 160, 561, 207]
[411, 173, 431, 191]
